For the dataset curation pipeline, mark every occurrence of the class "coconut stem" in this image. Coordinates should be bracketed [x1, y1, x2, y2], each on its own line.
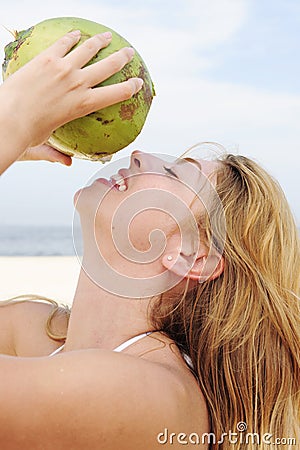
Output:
[1, 25, 18, 39]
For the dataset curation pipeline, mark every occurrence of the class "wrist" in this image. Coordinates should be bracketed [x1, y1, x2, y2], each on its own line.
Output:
[0, 84, 33, 151]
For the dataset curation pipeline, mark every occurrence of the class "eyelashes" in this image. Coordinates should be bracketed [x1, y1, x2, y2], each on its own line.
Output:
[163, 165, 179, 179]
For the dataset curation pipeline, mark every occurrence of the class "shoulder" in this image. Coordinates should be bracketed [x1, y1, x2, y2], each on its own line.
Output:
[10, 299, 69, 356]
[0, 348, 208, 449]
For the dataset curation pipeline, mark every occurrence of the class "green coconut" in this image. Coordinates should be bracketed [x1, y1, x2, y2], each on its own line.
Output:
[2, 17, 155, 161]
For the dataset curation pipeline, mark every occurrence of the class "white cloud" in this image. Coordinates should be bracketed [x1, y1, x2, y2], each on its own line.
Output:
[0, 0, 249, 76]
[184, 0, 249, 47]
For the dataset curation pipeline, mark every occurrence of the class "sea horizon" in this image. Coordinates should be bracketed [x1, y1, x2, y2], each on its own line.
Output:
[0, 223, 299, 257]
[0, 224, 83, 256]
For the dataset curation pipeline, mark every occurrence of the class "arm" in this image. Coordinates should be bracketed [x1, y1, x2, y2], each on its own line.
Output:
[0, 30, 142, 174]
[0, 91, 31, 173]
[0, 350, 187, 450]
[0, 300, 69, 356]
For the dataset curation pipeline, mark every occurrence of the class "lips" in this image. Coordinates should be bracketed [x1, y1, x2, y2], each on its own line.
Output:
[118, 169, 129, 180]
[96, 178, 119, 190]
[96, 168, 130, 191]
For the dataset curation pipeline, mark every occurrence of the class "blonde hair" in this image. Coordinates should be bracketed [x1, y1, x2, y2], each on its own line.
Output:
[151, 153, 300, 448]
[0, 294, 70, 342]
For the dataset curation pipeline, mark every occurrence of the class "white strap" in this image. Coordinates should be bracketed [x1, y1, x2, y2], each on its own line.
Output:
[113, 331, 153, 352]
[49, 344, 65, 357]
[49, 332, 153, 356]
[183, 352, 194, 370]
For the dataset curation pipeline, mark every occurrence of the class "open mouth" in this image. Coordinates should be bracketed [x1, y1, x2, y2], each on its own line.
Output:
[110, 173, 127, 192]
[96, 169, 129, 192]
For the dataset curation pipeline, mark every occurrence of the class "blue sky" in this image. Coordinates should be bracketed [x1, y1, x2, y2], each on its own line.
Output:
[204, 0, 300, 94]
[0, 0, 299, 225]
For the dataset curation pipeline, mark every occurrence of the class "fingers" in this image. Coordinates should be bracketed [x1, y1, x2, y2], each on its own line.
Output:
[49, 149, 72, 166]
[83, 47, 135, 87]
[21, 144, 72, 166]
[64, 31, 113, 68]
[38, 30, 138, 90]
[45, 30, 82, 58]
[37, 145, 72, 165]
[15, 30, 145, 146]
[87, 78, 144, 112]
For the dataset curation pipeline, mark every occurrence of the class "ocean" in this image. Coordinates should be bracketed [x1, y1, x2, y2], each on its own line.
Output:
[1, 224, 299, 257]
[0, 225, 83, 256]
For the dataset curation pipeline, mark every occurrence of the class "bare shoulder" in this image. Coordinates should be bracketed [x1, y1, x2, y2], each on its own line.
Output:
[0, 348, 208, 450]
[9, 299, 69, 356]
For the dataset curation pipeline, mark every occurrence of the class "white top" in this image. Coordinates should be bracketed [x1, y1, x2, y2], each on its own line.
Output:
[48, 331, 153, 357]
[49, 331, 194, 370]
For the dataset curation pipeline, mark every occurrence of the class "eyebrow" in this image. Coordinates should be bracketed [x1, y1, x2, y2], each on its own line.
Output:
[175, 157, 202, 172]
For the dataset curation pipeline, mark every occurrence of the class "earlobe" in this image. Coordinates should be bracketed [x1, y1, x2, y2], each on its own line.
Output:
[162, 252, 224, 282]
[198, 254, 224, 283]
[162, 252, 196, 279]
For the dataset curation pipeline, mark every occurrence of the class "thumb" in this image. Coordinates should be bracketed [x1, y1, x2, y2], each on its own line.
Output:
[22, 144, 72, 166]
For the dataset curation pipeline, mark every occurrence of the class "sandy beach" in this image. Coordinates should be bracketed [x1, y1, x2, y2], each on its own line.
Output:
[0, 256, 80, 307]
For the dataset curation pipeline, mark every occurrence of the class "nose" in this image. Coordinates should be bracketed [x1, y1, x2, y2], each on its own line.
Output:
[131, 150, 143, 169]
[130, 150, 165, 174]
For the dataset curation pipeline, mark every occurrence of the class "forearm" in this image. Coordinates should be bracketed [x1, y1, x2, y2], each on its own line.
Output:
[0, 87, 31, 175]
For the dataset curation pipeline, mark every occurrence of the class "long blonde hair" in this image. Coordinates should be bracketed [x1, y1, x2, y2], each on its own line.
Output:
[151, 153, 300, 448]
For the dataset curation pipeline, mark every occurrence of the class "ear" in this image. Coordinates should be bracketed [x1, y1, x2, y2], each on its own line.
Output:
[196, 254, 224, 282]
[162, 251, 224, 283]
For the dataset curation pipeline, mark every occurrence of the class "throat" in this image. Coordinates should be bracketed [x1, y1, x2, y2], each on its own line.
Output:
[63, 266, 153, 352]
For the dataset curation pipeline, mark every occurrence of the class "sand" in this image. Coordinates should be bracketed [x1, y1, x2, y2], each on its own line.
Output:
[0, 256, 80, 307]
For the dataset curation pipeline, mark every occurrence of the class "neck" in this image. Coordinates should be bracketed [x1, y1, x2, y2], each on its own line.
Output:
[64, 258, 154, 352]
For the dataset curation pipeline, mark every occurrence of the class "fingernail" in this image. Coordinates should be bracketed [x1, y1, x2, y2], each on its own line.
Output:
[132, 78, 143, 93]
[127, 47, 135, 59]
[70, 30, 81, 37]
[103, 31, 112, 39]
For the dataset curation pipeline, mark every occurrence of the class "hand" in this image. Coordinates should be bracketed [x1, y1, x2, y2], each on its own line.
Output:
[17, 144, 72, 166]
[2, 30, 143, 148]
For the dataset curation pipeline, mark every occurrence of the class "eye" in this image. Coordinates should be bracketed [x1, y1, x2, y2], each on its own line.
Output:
[163, 165, 179, 179]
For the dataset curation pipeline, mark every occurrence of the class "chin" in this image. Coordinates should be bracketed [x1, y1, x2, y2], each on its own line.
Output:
[73, 189, 82, 208]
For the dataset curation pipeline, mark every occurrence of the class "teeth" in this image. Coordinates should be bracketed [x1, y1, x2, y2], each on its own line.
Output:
[112, 174, 123, 182]
[110, 173, 127, 191]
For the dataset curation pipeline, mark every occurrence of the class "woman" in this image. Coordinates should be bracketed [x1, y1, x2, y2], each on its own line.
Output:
[0, 31, 299, 450]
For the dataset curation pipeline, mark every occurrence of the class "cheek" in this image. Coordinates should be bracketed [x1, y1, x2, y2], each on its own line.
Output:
[128, 209, 178, 252]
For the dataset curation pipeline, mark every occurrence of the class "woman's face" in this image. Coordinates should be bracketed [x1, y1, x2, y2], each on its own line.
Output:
[75, 151, 220, 280]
